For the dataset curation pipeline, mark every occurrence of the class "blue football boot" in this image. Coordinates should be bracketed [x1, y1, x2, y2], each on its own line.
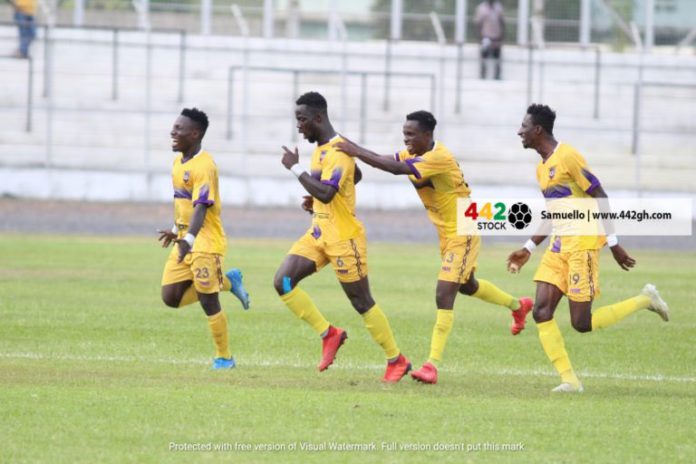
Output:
[226, 268, 250, 310]
[212, 357, 237, 370]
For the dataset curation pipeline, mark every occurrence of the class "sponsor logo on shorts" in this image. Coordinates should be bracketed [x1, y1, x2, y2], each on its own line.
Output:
[337, 269, 348, 274]
[198, 280, 210, 287]
[441, 266, 451, 272]
[569, 288, 581, 294]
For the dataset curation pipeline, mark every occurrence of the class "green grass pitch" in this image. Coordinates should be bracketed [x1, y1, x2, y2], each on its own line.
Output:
[1, 235, 694, 463]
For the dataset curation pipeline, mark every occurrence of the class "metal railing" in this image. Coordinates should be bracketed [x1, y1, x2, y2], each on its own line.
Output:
[38, 23, 187, 102]
[632, 81, 696, 156]
[525, 43, 603, 120]
[2, 25, 695, 122]
[30, 1, 696, 47]
[226, 66, 436, 144]
[1, 21, 695, 185]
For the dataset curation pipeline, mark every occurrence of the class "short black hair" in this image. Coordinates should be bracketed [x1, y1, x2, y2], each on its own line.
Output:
[181, 107, 209, 137]
[406, 110, 437, 132]
[296, 92, 328, 114]
[526, 104, 556, 135]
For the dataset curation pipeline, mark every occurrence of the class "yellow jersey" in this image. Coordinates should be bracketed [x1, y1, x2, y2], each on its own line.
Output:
[396, 141, 471, 239]
[536, 142, 606, 252]
[171, 150, 226, 255]
[15, 0, 37, 15]
[309, 135, 365, 242]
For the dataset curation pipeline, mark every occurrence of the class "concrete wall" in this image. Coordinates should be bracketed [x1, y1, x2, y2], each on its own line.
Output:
[1, 25, 695, 207]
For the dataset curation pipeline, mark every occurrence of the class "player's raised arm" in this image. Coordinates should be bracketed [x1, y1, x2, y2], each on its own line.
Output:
[281, 145, 337, 204]
[336, 138, 411, 176]
[300, 164, 361, 214]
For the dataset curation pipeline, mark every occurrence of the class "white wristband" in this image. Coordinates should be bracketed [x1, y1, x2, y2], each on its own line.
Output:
[171, 225, 178, 235]
[183, 233, 195, 248]
[523, 239, 537, 253]
[290, 163, 307, 178]
[606, 234, 618, 247]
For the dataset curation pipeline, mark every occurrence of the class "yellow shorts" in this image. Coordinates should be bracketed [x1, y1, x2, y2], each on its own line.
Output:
[534, 249, 601, 302]
[161, 247, 224, 295]
[289, 229, 368, 283]
[438, 235, 480, 284]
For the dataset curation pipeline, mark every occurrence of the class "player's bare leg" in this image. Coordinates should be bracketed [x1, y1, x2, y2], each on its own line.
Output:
[273, 254, 317, 297]
[161, 281, 196, 308]
[568, 300, 593, 334]
[339, 277, 375, 316]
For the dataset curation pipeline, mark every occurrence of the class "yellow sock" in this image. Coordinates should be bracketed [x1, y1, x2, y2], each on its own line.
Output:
[178, 286, 199, 307]
[362, 304, 400, 360]
[207, 311, 232, 359]
[280, 287, 330, 336]
[537, 319, 579, 387]
[427, 309, 454, 367]
[221, 275, 231, 292]
[472, 279, 518, 310]
[592, 295, 651, 330]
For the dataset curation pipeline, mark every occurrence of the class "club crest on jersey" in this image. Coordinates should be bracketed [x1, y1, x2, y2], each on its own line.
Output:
[183, 171, 190, 183]
[548, 167, 556, 179]
[320, 150, 327, 162]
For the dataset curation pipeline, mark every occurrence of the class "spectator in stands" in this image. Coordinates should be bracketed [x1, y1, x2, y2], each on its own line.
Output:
[9, 0, 37, 59]
[475, 0, 505, 80]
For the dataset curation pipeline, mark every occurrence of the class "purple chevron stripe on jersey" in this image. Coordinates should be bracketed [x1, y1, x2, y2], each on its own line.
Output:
[405, 158, 422, 179]
[582, 168, 601, 193]
[394, 152, 401, 161]
[311, 225, 322, 239]
[174, 188, 192, 199]
[543, 185, 572, 199]
[321, 167, 343, 190]
[551, 236, 562, 253]
[193, 184, 214, 206]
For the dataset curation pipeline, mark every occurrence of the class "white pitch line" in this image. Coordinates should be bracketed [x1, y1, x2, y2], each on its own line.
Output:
[1, 351, 694, 384]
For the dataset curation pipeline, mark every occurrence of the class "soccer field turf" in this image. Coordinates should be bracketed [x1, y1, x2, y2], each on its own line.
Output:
[1, 235, 694, 463]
